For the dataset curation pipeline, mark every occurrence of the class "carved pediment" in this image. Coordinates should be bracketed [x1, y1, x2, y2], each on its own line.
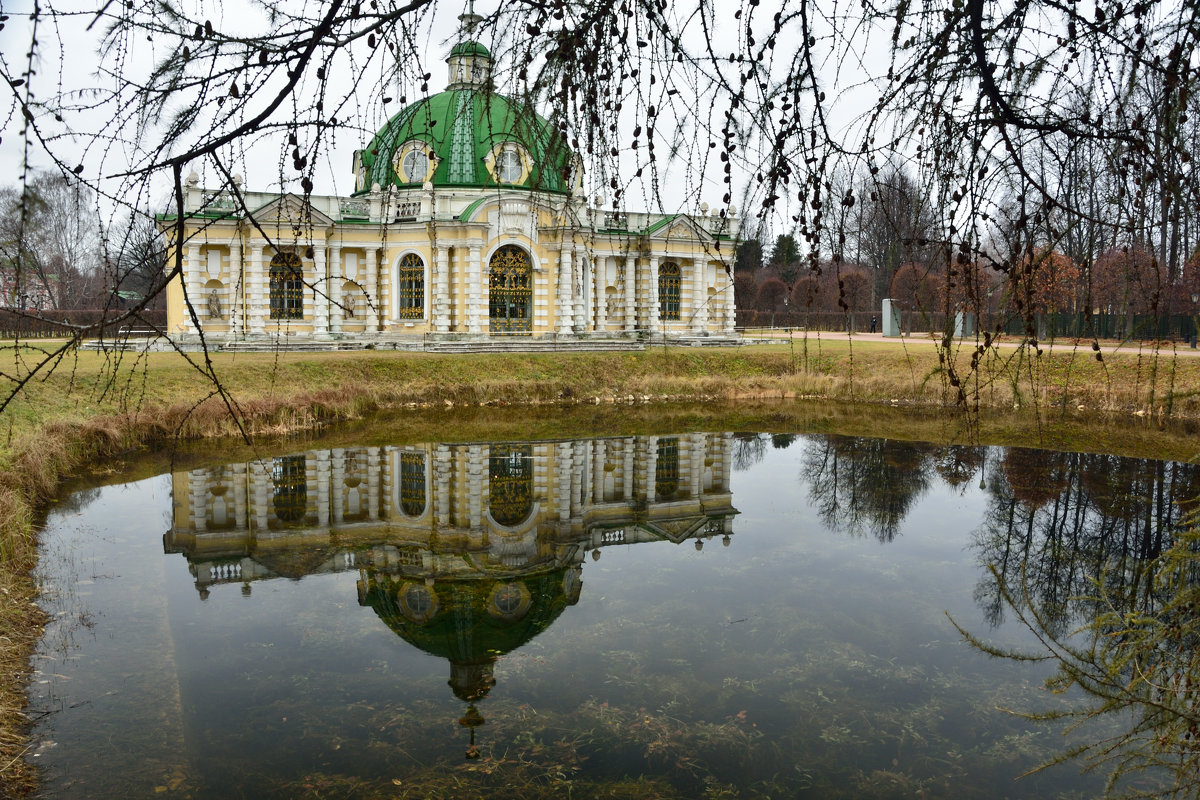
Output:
[249, 193, 335, 230]
[643, 515, 709, 543]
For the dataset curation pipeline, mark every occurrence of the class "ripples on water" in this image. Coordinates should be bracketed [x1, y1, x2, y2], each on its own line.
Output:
[28, 432, 1199, 798]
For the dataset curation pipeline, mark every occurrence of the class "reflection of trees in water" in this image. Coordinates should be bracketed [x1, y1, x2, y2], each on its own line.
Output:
[974, 449, 1200, 636]
[933, 444, 985, 491]
[963, 506, 1200, 798]
[803, 435, 935, 542]
[731, 433, 769, 471]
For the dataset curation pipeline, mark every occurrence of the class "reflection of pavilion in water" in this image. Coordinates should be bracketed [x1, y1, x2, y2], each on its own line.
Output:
[165, 433, 737, 756]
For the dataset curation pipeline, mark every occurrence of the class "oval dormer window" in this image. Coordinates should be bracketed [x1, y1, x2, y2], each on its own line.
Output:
[496, 147, 523, 184]
[402, 150, 428, 183]
[393, 141, 436, 184]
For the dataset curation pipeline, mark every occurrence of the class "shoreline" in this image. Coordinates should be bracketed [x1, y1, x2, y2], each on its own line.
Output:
[3, 342, 1200, 797]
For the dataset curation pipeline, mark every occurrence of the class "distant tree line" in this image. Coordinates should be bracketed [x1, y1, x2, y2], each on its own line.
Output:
[0, 171, 166, 316]
[734, 156, 1200, 338]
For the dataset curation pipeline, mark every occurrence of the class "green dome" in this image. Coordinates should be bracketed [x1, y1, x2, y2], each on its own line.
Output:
[355, 88, 575, 195]
[449, 40, 491, 59]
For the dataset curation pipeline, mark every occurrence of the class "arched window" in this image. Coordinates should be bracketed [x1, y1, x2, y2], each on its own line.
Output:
[269, 252, 304, 320]
[489, 245, 532, 334]
[399, 452, 426, 516]
[272, 455, 308, 523]
[396, 254, 424, 319]
[659, 261, 681, 321]
[489, 444, 533, 525]
[655, 437, 679, 499]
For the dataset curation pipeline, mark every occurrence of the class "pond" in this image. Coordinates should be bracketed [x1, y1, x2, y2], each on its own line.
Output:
[27, 429, 1199, 799]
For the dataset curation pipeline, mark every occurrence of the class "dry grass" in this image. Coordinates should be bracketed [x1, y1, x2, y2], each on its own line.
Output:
[1, 337, 1199, 797]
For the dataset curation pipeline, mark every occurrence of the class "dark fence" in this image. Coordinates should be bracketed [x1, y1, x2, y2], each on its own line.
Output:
[736, 308, 1200, 344]
[736, 309, 951, 333]
[0, 309, 168, 339]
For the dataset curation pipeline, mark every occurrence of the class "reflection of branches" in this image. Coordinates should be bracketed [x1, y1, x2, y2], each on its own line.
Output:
[973, 452, 1199, 635]
[953, 524, 1200, 799]
[802, 435, 932, 543]
[730, 433, 768, 472]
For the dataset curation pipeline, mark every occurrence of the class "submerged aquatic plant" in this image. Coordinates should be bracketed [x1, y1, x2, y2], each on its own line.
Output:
[953, 516, 1200, 799]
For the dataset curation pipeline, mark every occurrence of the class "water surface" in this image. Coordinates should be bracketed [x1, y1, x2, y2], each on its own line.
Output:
[30, 432, 1196, 798]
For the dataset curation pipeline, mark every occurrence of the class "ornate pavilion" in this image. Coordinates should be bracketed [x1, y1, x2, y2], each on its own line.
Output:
[162, 17, 739, 348]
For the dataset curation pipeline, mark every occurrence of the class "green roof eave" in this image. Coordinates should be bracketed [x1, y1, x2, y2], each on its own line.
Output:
[642, 214, 681, 236]
[458, 197, 487, 221]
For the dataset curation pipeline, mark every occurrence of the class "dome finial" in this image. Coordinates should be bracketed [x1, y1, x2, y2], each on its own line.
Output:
[459, 1, 483, 37]
[448, 2, 492, 90]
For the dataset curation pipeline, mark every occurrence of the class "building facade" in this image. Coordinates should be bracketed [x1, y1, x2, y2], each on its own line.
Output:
[162, 31, 738, 347]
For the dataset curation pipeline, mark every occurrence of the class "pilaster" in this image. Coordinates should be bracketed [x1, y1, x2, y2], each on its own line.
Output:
[623, 256, 636, 334]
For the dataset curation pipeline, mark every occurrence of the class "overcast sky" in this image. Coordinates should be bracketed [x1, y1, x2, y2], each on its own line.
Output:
[0, 0, 890, 237]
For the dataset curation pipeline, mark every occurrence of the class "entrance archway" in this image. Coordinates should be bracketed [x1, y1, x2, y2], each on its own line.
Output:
[488, 245, 532, 334]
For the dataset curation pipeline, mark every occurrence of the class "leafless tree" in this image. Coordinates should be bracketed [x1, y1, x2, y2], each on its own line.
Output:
[0, 0, 1197, 401]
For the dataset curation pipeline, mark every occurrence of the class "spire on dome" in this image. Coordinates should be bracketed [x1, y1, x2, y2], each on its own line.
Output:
[447, 1, 492, 89]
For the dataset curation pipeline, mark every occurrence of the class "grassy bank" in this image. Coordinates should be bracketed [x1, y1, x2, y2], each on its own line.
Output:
[2, 338, 1200, 796]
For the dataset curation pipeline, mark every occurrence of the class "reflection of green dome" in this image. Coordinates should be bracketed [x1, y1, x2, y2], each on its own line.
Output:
[363, 570, 574, 667]
[354, 40, 575, 196]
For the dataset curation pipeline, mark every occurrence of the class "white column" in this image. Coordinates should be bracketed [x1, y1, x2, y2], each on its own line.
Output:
[304, 454, 319, 524]
[467, 445, 483, 528]
[573, 247, 587, 332]
[558, 247, 573, 334]
[467, 244, 483, 335]
[380, 447, 393, 518]
[692, 259, 707, 332]
[380, 253, 393, 329]
[556, 442, 572, 521]
[592, 439, 605, 503]
[622, 437, 635, 500]
[689, 433, 704, 497]
[185, 243, 202, 333]
[365, 248, 381, 333]
[316, 450, 330, 528]
[623, 256, 636, 333]
[648, 255, 660, 334]
[189, 470, 208, 530]
[331, 449, 345, 525]
[232, 463, 248, 530]
[594, 256, 607, 332]
[229, 240, 243, 336]
[329, 245, 343, 334]
[718, 433, 733, 492]
[645, 436, 659, 501]
[723, 270, 736, 334]
[314, 245, 329, 336]
[367, 447, 381, 520]
[571, 440, 586, 515]
[435, 445, 452, 526]
[251, 461, 270, 532]
[249, 244, 265, 334]
[435, 245, 451, 333]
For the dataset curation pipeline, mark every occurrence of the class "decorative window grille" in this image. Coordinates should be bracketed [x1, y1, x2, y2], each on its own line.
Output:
[489, 444, 534, 525]
[272, 455, 308, 522]
[269, 252, 304, 320]
[659, 261, 681, 321]
[655, 437, 680, 499]
[400, 452, 426, 516]
[396, 254, 424, 319]
[488, 245, 533, 334]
